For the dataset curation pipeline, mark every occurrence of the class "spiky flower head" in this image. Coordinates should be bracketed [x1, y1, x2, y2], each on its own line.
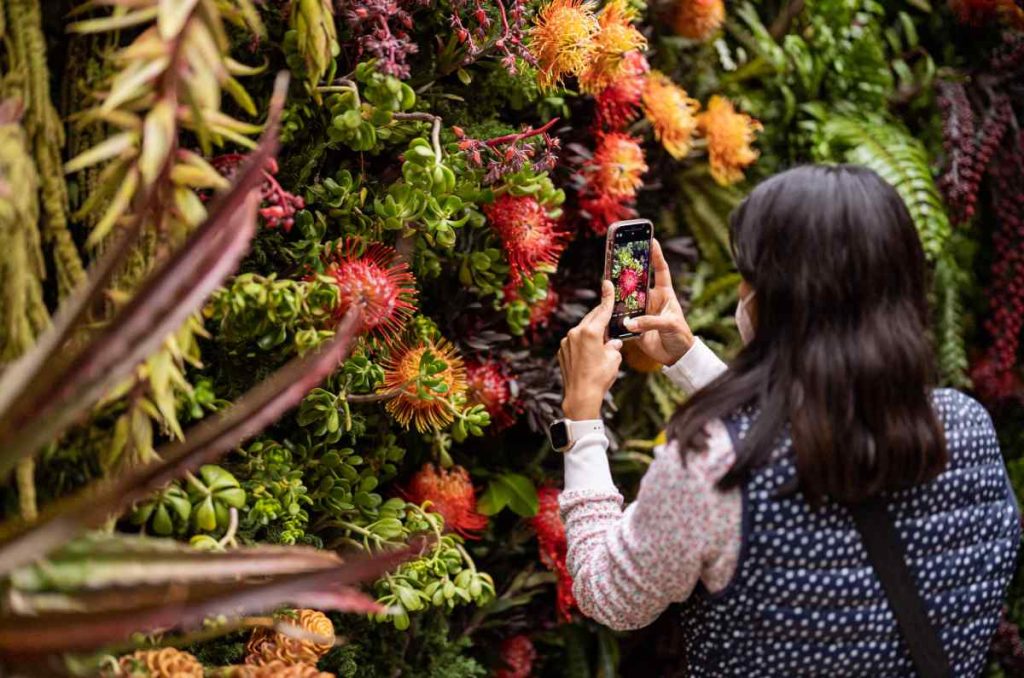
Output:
[246, 609, 335, 667]
[697, 95, 763, 186]
[589, 132, 648, 199]
[528, 0, 600, 90]
[218, 662, 334, 678]
[466, 359, 519, 430]
[495, 635, 538, 678]
[405, 463, 488, 538]
[325, 239, 418, 343]
[642, 71, 701, 159]
[580, 191, 637, 236]
[118, 648, 203, 678]
[594, 51, 649, 130]
[672, 0, 725, 41]
[531, 487, 575, 621]
[617, 266, 641, 298]
[484, 194, 567, 287]
[578, 0, 647, 94]
[380, 337, 467, 432]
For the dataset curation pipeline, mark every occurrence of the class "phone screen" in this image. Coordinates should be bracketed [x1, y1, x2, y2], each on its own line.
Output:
[607, 221, 652, 339]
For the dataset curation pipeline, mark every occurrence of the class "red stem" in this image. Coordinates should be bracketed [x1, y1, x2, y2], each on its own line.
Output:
[484, 117, 560, 147]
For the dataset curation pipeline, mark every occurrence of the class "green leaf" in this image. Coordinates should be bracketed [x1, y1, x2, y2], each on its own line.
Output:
[477, 480, 509, 516]
[479, 473, 538, 517]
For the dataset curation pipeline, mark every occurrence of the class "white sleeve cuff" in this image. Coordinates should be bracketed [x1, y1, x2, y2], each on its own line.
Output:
[661, 338, 728, 395]
[562, 423, 617, 492]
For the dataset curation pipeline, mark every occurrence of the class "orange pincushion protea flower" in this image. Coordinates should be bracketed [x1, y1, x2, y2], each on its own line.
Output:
[578, 0, 647, 94]
[672, 0, 725, 41]
[380, 337, 466, 432]
[217, 662, 334, 678]
[589, 132, 648, 199]
[531, 487, 576, 621]
[118, 648, 204, 677]
[697, 95, 763, 186]
[642, 71, 701, 159]
[528, 0, 600, 90]
[466, 359, 519, 430]
[245, 609, 335, 667]
[405, 463, 488, 538]
[325, 239, 418, 344]
[484, 193, 567, 286]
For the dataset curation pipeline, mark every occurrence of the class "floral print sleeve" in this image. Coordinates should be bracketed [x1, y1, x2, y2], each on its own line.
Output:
[559, 425, 741, 631]
[557, 338, 740, 631]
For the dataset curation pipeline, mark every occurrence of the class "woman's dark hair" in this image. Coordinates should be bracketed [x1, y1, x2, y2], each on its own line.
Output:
[668, 164, 948, 505]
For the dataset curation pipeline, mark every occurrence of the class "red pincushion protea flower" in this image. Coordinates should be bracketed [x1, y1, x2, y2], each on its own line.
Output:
[531, 487, 576, 621]
[484, 194, 567, 286]
[949, 0, 1007, 24]
[579, 192, 637, 236]
[325, 239, 418, 344]
[466, 359, 519, 430]
[617, 266, 641, 298]
[594, 51, 648, 131]
[495, 635, 537, 678]
[404, 464, 488, 539]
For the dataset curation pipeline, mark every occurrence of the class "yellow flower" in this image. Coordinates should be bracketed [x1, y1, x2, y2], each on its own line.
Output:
[246, 609, 335, 667]
[528, 0, 600, 90]
[697, 95, 763, 185]
[641, 71, 700, 159]
[672, 0, 725, 41]
[578, 0, 647, 94]
[380, 338, 467, 432]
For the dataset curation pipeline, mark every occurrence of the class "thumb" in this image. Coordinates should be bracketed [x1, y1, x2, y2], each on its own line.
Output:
[585, 279, 617, 327]
[624, 314, 678, 333]
[596, 279, 616, 321]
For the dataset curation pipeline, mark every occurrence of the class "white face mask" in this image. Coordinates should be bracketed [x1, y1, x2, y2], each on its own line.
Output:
[735, 291, 756, 345]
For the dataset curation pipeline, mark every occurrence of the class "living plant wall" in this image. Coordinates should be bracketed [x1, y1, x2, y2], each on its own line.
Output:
[0, 0, 1022, 676]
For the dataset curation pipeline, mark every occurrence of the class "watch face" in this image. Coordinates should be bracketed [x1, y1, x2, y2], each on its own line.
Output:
[548, 421, 570, 450]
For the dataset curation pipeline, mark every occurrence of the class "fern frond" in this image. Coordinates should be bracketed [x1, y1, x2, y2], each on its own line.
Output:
[812, 113, 952, 260]
[933, 251, 971, 388]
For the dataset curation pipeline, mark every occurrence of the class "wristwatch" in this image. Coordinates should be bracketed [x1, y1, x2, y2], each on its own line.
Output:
[547, 418, 605, 453]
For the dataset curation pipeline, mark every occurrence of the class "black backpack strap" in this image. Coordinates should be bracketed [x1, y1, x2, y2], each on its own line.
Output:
[849, 499, 954, 678]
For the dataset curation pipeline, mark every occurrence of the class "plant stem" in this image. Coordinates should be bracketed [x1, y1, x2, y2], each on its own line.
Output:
[484, 117, 559, 147]
[393, 112, 442, 161]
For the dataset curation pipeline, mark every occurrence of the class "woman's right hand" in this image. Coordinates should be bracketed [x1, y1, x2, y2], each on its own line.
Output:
[624, 239, 695, 367]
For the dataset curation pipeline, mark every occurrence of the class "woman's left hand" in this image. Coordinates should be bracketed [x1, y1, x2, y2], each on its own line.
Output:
[558, 280, 624, 420]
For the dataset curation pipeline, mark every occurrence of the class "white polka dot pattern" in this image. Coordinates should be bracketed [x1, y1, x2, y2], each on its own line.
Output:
[679, 389, 1021, 676]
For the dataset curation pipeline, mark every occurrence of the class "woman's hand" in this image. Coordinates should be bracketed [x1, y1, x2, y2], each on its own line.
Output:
[558, 280, 623, 420]
[624, 239, 695, 367]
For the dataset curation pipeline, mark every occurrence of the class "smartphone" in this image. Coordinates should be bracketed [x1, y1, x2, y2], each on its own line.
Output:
[604, 219, 653, 340]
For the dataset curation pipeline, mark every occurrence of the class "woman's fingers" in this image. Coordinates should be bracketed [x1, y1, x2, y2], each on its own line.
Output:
[624, 314, 679, 334]
[581, 279, 616, 330]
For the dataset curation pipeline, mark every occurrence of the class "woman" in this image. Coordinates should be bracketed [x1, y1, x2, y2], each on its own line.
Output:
[555, 165, 1020, 676]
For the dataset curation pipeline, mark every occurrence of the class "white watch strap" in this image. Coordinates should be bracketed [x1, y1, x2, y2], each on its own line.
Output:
[566, 419, 605, 444]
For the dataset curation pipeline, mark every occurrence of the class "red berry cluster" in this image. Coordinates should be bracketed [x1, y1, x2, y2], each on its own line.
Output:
[341, 0, 429, 79]
[937, 85, 1012, 224]
[494, 634, 537, 678]
[973, 137, 1024, 402]
[212, 154, 305, 232]
[449, 0, 534, 74]
[990, 609, 1024, 673]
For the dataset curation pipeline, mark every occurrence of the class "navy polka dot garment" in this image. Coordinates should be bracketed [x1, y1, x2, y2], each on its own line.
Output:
[678, 389, 1021, 677]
